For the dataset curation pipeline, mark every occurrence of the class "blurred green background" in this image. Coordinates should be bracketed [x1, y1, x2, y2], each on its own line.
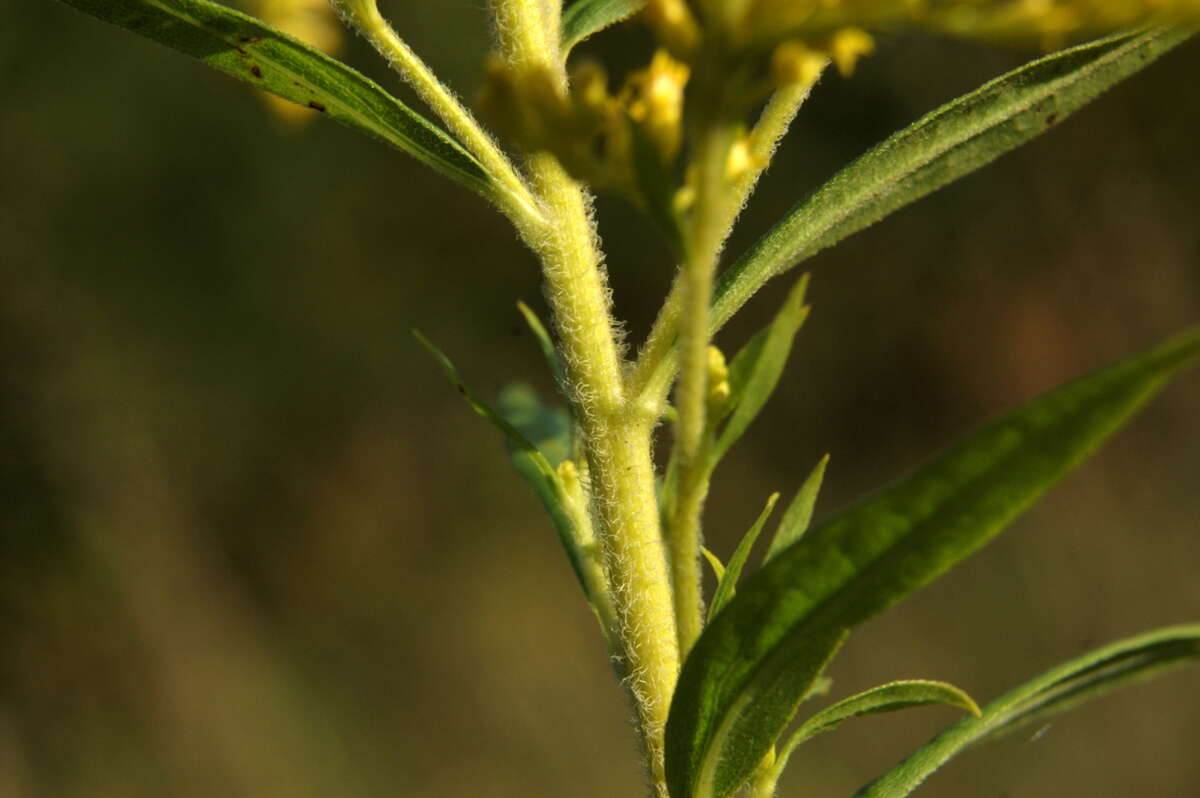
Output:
[3, 3, 1199, 796]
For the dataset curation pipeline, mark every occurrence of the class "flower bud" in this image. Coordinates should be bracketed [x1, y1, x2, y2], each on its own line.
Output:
[645, 0, 702, 59]
[830, 27, 875, 76]
[706, 345, 731, 411]
[626, 50, 690, 163]
[771, 40, 828, 87]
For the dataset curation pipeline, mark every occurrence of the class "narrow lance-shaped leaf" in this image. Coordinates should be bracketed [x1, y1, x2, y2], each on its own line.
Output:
[413, 333, 592, 597]
[756, 679, 979, 795]
[59, 0, 496, 198]
[790, 680, 979, 748]
[700, 547, 726, 582]
[665, 325, 1200, 798]
[711, 26, 1195, 335]
[517, 301, 569, 391]
[708, 493, 779, 621]
[414, 332, 557, 479]
[857, 625, 1200, 797]
[561, 0, 645, 57]
[713, 275, 811, 464]
[763, 454, 829, 564]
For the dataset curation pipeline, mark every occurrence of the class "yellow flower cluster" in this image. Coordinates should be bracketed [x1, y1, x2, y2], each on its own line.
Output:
[480, 50, 696, 202]
[654, 0, 1200, 53]
[480, 0, 1197, 222]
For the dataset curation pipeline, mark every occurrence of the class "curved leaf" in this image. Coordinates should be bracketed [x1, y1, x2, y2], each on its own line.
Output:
[413, 333, 587, 589]
[711, 26, 1195, 334]
[857, 625, 1200, 797]
[757, 679, 979, 794]
[763, 454, 829, 564]
[59, 0, 495, 198]
[791, 680, 979, 748]
[665, 325, 1200, 798]
[561, 0, 645, 56]
[517, 301, 568, 390]
[707, 493, 779, 621]
[714, 275, 810, 464]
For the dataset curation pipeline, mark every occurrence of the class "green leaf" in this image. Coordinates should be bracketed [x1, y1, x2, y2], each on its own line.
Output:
[561, 0, 645, 57]
[857, 625, 1200, 797]
[414, 332, 594, 597]
[516, 302, 568, 390]
[713, 275, 811, 464]
[708, 493, 779, 621]
[496, 383, 572, 467]
[414, 332, 556, 478]
[701, 547, 726, 582]
[763, 454, 829, 564]
[761, 679, 979, 792]
[665, 325, 1200, 798]
[712, 26, 1195, 334]
[59, 0, 495, 198]
[792, 680, 979, 746]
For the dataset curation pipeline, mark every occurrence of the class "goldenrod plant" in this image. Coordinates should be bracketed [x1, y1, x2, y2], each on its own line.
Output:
[52, 1, 1200, 796]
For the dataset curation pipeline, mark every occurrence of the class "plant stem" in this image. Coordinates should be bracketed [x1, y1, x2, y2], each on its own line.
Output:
[668, 119, 737, 655]
[489, 0, 560, 76]
[530, 153, 679, 797]
[487, 4, 680, 792]
[628, 73, 825, 408]
[333, 0, 544, 231]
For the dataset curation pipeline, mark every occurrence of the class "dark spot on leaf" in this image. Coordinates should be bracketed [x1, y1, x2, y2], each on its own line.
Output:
[238, 35, 261, 44]
[250, 65, 262, 78]
[307, 100, 327, 112]
[1045, 112, 1058, 125]
[456, 385, 467, 395]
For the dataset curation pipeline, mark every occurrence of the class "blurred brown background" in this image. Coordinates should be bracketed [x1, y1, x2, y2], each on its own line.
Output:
[2, 3, 1199, 796]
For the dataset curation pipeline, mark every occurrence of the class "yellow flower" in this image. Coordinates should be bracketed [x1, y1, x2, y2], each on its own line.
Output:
[625, 50, 691, 163]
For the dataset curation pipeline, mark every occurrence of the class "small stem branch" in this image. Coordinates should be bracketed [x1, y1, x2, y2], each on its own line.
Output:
[627, 71, 825, 408]
[332, 0, 544, 231]
[668, 119, 735, 655]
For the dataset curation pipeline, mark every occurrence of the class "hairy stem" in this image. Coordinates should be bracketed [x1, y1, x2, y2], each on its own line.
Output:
[530, 152, 679, 798]
[489, 3, 680, 793]
[668, 120, 736, 655]
[628, 73, 824, 407]
[489, 0, 560, 74]
[331, 0, 544, 230]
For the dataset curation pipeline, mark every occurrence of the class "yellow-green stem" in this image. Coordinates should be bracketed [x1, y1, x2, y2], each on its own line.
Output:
[484, 4, 680, 792]
[529, 154, 679, 797]
[628, 73, 824, 408]
[489, 0, 559, 74]
[333, 0, 544, 231]
[669, 123, 736, 655]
